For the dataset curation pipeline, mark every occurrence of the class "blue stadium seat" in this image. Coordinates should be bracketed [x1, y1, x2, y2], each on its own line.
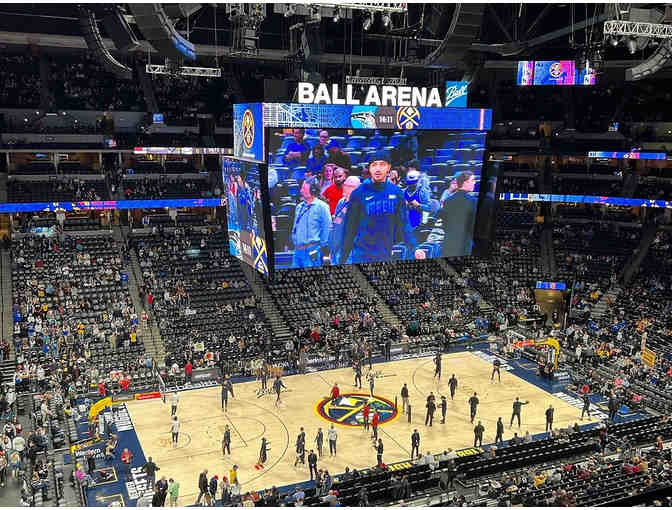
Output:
[388, 134, 407, 147]
[329, 136, 347, 147]
[391, 244, 407, 260]
[288, 183, 300, 196]
[418, 242, 441, 258]
[368, 136, 387, 149]
[453, 148, 474, 163]
[430, 180, 447, 195]
[304, 137, 319, 149]
[441, 137, 458, 149]
[275, 251, 294, 269]
[436, 148, 454, 158]
[470, 148, 486, 162]
[430, 163, 448, 176]
[349, 152, 362, 165]
[346, 136, 367, 151]
[291, 167, 307, 181]
[273, 166, 290, 181]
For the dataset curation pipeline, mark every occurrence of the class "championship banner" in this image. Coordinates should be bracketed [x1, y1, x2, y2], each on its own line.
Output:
[642, 348, 656, 368]
[88, 397, 112, 422]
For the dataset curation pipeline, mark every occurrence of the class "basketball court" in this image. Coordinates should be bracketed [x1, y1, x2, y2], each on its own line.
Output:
[126, 352, 597, 505]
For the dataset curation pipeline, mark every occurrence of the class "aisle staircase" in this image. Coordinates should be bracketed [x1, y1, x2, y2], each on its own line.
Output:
[437, 258, 494, 313]
[136, 61, 159, 113]
[239, 263, 293, 344]
[1, 247, 14, 359]
[114, 227, 165, 363]
[590, 286, 622, 321]
[347, 265, 401, 329]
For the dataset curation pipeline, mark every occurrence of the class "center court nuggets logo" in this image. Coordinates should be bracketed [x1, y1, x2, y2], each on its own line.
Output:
[396, 106, 420, 130]
[242, 109, 255, 149]
[316, 393, 398, 427]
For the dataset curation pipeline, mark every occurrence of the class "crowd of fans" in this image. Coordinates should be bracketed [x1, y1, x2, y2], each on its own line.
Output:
[122, 177, 209, 200]
[48, 55, 146, 111]
[130, 224, 274, 374]
[10, 234, 145, 395]
[0, 55, 42, 108]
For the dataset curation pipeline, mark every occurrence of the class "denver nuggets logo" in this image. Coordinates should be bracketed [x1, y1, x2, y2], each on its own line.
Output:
[316, 393, 398, 427]
[242, 109, 255, 149]
[396, 106, 420, 130]
[549, 62, 563, 79]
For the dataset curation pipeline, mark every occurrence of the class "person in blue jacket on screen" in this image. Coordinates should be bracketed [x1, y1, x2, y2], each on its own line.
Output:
[291, 177, 332, 267]
[340, 151, 426, 264]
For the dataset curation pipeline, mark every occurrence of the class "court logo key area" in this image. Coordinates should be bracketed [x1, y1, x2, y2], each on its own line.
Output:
[316, 393, 398, 427]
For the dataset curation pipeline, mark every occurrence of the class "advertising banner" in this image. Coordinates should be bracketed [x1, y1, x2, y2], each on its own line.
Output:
[444, 81, 469, 107]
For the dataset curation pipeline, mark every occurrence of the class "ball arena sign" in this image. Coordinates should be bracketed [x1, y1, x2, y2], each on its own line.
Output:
[298, 82, 445, 108]
[316, 393, 398, 427]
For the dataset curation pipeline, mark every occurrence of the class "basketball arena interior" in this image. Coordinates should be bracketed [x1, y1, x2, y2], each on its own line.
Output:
[1, 2, 672, 508]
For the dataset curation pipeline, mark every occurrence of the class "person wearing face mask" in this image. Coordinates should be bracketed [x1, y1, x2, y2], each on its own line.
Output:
[438, 170, 478, 257]
[340, 151, 426, 264]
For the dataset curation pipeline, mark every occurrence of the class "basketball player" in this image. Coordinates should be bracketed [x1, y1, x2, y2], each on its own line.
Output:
[170, 392, 179, 417]
[330, 383, 340, 401]
[259, 365, 268, 393]
[581, 393, 591, 420]
[433, 352, 442, 380]
[315, 427, 324, 457]
[222, 425, 231, 456]
[495, 417, 504, 444]
[170, 415, 180, 448]
[510, 397, 529, 428]
[226, 377, 235, 399]
[273, 376, 286, 407]
[362, 400, 371, 431]
[221, 381, 229, 411]
[468, 392, 479, 424]
[448, 374, 458, 400]
[353, 361, 362, 389]
[491, 359, 501, 383]
[294, 427, 306, 467]
[367, 371, 375, 397]
[258, 437, 268, 465]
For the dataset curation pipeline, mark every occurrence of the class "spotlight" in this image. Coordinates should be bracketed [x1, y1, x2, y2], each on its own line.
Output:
[362, 11, 373, 31]
[333, 7, 341, 22]
[382, 12, 391, 28]
[609, 35, 619, 47]
[284, 4, 295, 17]
[626, 36, 637, 55]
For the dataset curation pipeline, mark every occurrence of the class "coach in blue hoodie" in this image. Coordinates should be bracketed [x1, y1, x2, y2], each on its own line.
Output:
[340, 151, 426, 264]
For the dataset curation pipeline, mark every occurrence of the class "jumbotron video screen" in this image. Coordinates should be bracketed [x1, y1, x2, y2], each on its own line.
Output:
[266, 128, 486, 269]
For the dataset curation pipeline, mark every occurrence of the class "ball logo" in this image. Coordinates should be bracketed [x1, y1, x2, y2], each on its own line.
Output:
[242, 109, 255, 149]
[549, 62, 563, 79]
[316, 393, 398, 427]
[396, 106, 420, 130]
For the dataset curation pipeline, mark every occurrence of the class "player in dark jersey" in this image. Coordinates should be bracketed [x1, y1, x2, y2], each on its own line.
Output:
[340, 151, 426, 264]
[433, 352, 442, 381]
[491, 359, 501, 383]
